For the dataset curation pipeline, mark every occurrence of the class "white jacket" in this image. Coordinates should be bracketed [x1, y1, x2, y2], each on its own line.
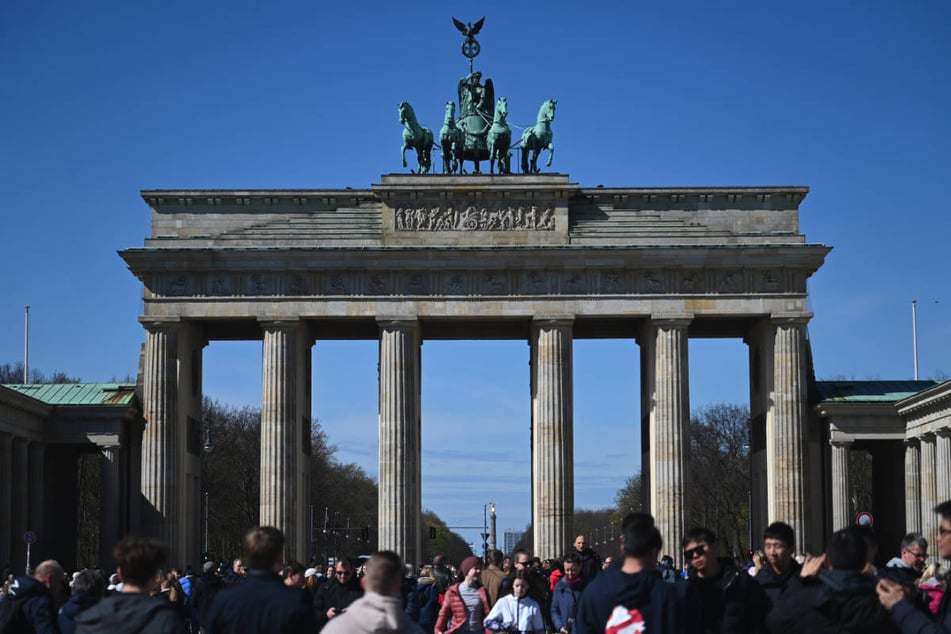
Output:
[483, 594, 545, 633]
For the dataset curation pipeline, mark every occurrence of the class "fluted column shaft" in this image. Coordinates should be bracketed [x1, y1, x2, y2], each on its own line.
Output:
[378, 320, 422, 569]
[767, 317, 809, 552]
[830, 441, 852, 530]
[141, 322, 179, 550]
[0, 433, 12, 568]
[100, 446, 121, 570]
[905, 439, 922, 534]
[643, 318, 690, 565]
[531, 319, 574, 561]
[11, 438, 28, 569]
[260, 321, 301, 556]
[936, 432, 951, 510]
[28, 442, 45, 553]
[920, 434, 938, 546]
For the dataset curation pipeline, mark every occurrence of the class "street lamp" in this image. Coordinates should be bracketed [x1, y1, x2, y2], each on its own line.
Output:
[202, 427, 214, 554]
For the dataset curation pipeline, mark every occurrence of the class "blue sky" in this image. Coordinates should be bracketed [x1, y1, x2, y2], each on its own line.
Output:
[2, 1, 949, 553]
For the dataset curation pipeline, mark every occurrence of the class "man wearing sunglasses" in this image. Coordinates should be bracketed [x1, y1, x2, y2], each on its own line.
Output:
[678, 527, 769, 634]
[313, 557, 364, 631]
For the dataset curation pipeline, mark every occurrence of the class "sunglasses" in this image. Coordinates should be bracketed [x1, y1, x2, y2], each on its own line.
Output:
[683, 545, 707, 560]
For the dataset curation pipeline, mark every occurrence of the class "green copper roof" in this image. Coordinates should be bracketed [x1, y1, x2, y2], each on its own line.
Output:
[2, 383, 137, 406]
[815, 380, 940, 404]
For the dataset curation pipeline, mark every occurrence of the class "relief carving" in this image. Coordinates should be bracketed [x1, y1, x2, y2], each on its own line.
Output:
[395, 205, 555, 231]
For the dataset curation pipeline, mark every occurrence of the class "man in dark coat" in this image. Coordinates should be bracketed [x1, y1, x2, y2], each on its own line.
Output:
[551, 552, 587, 634]
[313, 556, 364, 631]
[573, 535, 601, 582]
[4, 559, 67, 634]
[878, 500, 951, 633]
[190, 561, 225, 632]
[205, 526, 315, 633]
[767, 526, 899, 633]
[678, 527, 769, 634]
[431, 554, 452, 595]
[755, 521, 802, 607]
[58, 569, 106, 634]
[76, 537, 184, 633]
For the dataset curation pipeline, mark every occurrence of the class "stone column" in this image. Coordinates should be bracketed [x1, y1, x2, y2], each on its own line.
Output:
[936, 431, 951, 508]
[377, 319, 422, 569]
[767, 316, 810, 553]
[27, 442, 45, 560]
[642, 317, 690, 564]
[140, 320, 179, 554]
[0, 433, 12, 567]
[100, 445, 121, 570]
[11, 438, 29, 569]
[920, 434, 938, 546]
[531, 318, 574, 561]
[830, 440, 852, 530]
[260, 320, 305, 559]
[904, 439, 921, 534]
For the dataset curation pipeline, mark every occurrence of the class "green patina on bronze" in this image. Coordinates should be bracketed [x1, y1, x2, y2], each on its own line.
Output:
[399, 17, 557, 176]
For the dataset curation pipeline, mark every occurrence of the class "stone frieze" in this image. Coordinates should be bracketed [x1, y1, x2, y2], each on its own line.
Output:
[394, 205, 555, 231]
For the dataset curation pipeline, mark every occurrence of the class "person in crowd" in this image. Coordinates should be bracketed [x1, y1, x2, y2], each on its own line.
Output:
[484, 569, 545, 633]
[190, 561, 224, 634]
[766, 525, 898, 633]
[157, 571, 187, 623]
[602, 556, 613, 570]
[678, 526, 769, 633]
[313, 556, 364, 631]
[303, 567, 319, 594]
[432, 555, 453, 595]
[755, 521, 802, 607]
[502, 549, 553, 631]
[75, 537, 184, 633]
[918, 563, 946, 616]
[480, 549, 507, 607]
[322, 551, 423, 634]
[551, 552, 587, 634]
[204, 526, 315, 633]
[2, 559, 67, 633]
[658, 555, 678, 583]
[885, 533, 929, 585]
[573, 535, 600, 582]
[283, 562, 306, 588]
[223, 559, 244, 585]
[879, 500, 951, 632]
[435, 555, 490, 634]
[574, 512, 683, 633]
[406, 566, 440, 634]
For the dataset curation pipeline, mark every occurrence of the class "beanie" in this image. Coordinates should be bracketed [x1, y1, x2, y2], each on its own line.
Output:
[460, 556, 481, 577]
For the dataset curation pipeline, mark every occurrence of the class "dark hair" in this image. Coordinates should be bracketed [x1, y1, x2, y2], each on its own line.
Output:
[244, 526, 284, 570]
[682, 527, 718, 549]
[763, 522, 795, 548]
[284, 562, 305, 578]
[114, 536, 168, 587]
[512, 569, 531, 583]
[71, 569, 106, 597]
[621, 512, 662, 558]
[487, 549, 503, 566]
[826, 527, 867, 571]
[563, 552, 582, 566]
[936, 501, 951, 521]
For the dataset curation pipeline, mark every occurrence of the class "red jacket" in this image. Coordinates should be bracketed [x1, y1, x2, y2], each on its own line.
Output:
[435, 582, 491, 634]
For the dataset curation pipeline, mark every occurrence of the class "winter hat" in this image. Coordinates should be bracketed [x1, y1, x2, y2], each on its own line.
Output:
[304, 568, 318, 578]
[202, 562, 216, 575]
[460, 556, 481, 577]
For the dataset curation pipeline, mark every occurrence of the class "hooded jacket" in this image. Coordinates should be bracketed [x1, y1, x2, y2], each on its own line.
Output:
[573, 565, 683, 634]
[405, 576, 441, 626]
[678, 557, 769, 634]
[6, 575, 59, 634]
[74, 592, 184, 633]
[323, 591, 425, 634]
[57, 591, 103, 634]
[765, 569, 899, 634]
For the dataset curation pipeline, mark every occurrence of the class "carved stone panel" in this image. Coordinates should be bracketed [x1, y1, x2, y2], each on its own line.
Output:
[395, 205, 555, 231]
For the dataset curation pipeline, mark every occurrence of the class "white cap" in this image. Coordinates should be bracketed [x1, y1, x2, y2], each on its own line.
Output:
[304, 567, 318, 578]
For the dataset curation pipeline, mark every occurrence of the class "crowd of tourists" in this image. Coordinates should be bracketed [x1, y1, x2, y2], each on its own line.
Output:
[2, 501, 950, 633]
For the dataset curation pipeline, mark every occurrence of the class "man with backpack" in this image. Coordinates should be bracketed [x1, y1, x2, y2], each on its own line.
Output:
[573, 512, 684, 633]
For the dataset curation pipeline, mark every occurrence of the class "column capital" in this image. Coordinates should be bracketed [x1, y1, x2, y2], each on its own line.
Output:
[770, 313, 813, 327]
[936, 429, 951, 439]
[258, 317, 303, 329]
[649, 313, 693, 327]
[904, 437, 921, 447]
[376, 318, 421, 333]
[140, 317, 181, 332]
[830, 438, 854, 448]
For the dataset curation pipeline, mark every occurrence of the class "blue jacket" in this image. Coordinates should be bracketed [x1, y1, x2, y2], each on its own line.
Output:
[7, 575, 58, 634]
[574, 565, 683, 634]
[206, 569, 316, 634]
[57, 591, 102, 634]
[550, 576, 585, 631]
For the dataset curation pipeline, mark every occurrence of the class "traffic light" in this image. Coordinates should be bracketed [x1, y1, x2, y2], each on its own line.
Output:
[429, 526, 437, 539]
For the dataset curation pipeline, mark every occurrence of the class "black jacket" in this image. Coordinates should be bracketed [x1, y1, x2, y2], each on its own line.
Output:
[6, 575, 58, 634]
[765, 569, 899, 634]
[577, 547, 601, 582]
[312, 574, 364, 631]
[754, 560, 802, 608]
[57, 591, 102, 634]
[189, 571, 225, 629]
[75, 592, 185, 634]
[206, 569, 315, 634]
[679, 558, 769, 634]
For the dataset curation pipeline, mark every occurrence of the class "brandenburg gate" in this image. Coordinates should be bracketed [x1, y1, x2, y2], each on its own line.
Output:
[120, 173, 830, 566]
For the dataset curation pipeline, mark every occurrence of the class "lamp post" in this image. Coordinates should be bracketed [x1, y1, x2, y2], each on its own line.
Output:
[202, 427, 214, 554]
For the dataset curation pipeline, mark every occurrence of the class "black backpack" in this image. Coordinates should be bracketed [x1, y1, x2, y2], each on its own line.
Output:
[0, 593, 28, 632]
